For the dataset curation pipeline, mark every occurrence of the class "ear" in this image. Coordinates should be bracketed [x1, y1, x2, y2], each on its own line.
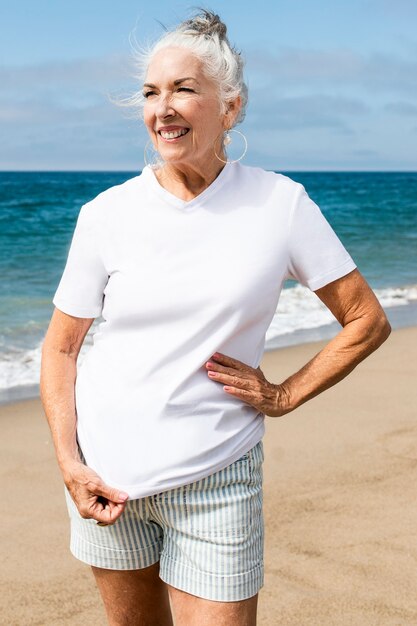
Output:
[223, 95, 242, 130]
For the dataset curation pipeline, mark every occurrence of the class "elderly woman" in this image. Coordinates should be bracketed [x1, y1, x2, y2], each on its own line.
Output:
[40, 9, 390, 626]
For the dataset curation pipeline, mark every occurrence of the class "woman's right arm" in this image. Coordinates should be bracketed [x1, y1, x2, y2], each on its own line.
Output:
[40, 308, 128, 524]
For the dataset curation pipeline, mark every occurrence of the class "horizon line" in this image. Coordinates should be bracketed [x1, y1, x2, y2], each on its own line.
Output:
[1, 169, 417, 174]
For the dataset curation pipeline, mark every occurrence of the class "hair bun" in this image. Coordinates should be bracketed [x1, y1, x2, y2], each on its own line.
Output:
[183, 9, 228, 40]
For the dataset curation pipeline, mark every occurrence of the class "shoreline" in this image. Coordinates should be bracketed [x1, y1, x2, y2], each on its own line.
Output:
[2, 303, 416, 407]
[2, 325, 417, 624]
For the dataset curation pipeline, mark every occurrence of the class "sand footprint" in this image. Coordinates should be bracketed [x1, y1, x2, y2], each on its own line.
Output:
[376, 426, 417, 462]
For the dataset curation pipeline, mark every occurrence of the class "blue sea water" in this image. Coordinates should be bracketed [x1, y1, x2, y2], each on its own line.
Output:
[1, 170, 416, 404]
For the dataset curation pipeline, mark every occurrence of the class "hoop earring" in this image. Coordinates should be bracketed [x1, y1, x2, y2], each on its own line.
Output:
[214, 129, 248, 164]
[144, 138, 164, 170]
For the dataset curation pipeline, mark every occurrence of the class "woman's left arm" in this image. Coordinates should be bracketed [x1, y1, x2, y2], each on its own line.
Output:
[206, 269, 391, 417]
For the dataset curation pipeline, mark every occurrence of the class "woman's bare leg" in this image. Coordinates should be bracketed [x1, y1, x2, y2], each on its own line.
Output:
[92, 562, 173, 626]
[167, 584, 258, 626]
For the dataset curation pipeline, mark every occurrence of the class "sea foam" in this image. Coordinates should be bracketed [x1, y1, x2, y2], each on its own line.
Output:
[1, 283, 416, 403]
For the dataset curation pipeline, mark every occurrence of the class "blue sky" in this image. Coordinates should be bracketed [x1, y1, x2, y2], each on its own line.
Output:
[1, 0, 417, 170]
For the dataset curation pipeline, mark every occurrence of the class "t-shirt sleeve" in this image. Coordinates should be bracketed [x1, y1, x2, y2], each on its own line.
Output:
[286, 183, 357, 291]
[52, 203, 109, 318]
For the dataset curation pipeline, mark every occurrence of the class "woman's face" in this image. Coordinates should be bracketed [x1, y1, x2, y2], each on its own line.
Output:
[143, 47, 233, 170]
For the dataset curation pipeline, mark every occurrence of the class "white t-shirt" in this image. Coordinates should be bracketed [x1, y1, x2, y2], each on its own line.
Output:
[52, 162, 356, 498]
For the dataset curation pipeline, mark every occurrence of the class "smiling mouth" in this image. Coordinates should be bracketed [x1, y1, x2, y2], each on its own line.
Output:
[158, 128, 190, 141]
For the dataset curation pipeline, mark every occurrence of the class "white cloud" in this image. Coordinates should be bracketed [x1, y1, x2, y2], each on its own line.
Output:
[384, 101, 417, 116]
[246, 46, 417, 96]
[1, 45, 416, 170]
[246, 93, 369, 133]
[0, 53, 135, 92]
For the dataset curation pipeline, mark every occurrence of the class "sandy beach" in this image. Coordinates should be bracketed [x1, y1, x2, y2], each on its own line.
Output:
[2, 326, 417, 625]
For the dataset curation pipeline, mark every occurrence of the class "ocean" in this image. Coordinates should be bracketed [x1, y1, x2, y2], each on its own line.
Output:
[1, 170, 416, 404]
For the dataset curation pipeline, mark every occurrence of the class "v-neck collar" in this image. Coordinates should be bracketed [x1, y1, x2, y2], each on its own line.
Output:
[142, 162, 235, 212]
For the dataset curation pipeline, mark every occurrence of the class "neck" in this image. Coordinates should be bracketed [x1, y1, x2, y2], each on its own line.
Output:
[154, 157, 226, 202]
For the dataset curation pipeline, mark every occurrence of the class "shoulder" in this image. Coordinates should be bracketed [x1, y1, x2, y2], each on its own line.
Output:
[232, 163, 303, 199]
[80, 174, 142, 221]
[235, 163, 302, 193]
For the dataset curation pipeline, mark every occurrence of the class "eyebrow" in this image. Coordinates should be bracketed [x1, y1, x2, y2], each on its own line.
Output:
[142, 77, 199, 89]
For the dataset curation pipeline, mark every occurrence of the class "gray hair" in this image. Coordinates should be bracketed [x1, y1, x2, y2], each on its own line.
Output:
[125, 9, 248, 126]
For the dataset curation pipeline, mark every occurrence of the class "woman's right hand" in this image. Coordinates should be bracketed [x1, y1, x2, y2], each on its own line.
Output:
[63, 460, 129, 525]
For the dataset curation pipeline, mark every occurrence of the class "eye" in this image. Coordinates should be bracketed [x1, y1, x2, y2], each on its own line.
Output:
[177, 87, 194, 93]
[143, 90, 156, 98]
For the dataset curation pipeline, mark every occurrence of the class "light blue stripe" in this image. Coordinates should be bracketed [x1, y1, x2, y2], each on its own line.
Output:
[65, 440, 264, 600]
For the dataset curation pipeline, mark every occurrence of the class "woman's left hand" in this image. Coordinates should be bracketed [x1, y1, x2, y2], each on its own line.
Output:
[205, 352, 291, 418]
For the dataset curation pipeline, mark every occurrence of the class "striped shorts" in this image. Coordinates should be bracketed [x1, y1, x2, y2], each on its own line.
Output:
[64, 439, 264, 602]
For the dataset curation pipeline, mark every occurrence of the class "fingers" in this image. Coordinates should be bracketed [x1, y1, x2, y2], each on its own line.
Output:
[65, 463, 129, 524]
[207, 367, 252, 390]
[77, 491, 128, 524]
[89, 484, 129, 525]
[74, 464, 129, 504]
[209, 352, 251, 371]
[206, 352, 256, 386]
[93, 481, 129, 504]
[90, 498, 127, 525]
[81, 480, 128, 522]
[206, 353, 262, 408]
[206, 352, 252, 380]
[206, 361, 242, 378]
[205, 352, 286, 417]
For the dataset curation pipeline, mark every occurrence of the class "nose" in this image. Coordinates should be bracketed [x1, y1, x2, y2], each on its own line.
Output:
[155, 93, 175, 119]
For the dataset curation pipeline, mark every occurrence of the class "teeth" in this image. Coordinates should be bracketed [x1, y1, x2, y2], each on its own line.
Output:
[160, 128, 188, 139]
